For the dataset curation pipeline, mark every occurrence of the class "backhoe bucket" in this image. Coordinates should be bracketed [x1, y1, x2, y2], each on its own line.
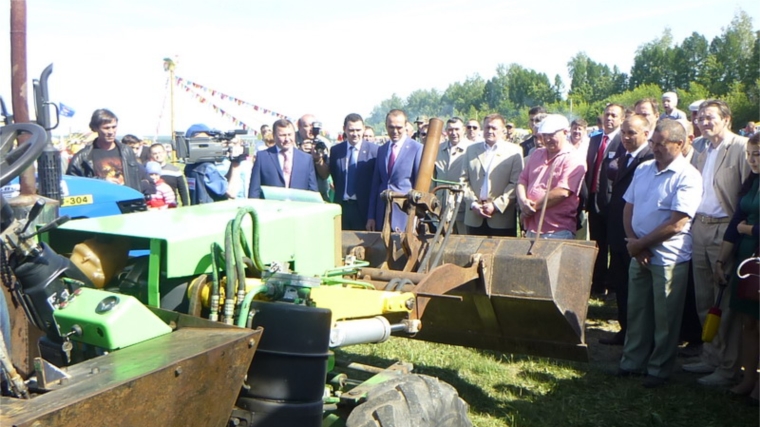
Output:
[342, 232, 598, 362]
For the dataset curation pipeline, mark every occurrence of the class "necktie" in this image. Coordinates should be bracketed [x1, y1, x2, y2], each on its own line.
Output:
[625, 153, 633, 168]
[346, 146, 357, 198]
[591, 135, 609, 193]
[282, 149, 292, 188]
[388, 143, 398, 173]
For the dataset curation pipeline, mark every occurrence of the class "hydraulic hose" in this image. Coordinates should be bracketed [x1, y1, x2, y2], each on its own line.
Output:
[223, 220, 237, 324]
[236, 284, 269, 328]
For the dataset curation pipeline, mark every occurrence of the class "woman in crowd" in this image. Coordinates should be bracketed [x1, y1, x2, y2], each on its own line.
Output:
[713, 131, 759, 403]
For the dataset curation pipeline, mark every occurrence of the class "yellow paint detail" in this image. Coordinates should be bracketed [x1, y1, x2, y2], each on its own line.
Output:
[309, 286, 413, 324]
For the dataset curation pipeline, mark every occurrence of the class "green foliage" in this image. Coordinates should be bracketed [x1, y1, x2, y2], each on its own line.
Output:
[365, 10, 759, 133]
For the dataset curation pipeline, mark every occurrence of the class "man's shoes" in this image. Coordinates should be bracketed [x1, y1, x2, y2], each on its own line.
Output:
[615, 368, 644, 378]
[678, 342, 702, 358]
[642, 375, 668, 388]
[697, 372, 736, 387]
[682, 362, 715, 374]
[599, 332, 625, 346]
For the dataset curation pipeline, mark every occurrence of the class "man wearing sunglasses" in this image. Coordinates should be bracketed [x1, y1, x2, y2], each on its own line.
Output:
[465, 119, 481, 144]
[520, 106, 547, 158]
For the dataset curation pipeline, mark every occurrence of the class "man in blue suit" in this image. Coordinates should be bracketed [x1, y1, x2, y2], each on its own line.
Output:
[329, 113, 378, 230]
[367, 109, 423, 232]
[248, 119, 318, 198]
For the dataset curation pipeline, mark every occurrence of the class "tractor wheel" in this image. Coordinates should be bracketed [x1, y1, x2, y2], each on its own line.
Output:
[345, 374, 472, 427]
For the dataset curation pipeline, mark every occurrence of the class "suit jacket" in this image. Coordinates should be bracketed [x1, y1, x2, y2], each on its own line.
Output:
[329, 141, 379, 222]
[248, 146, 318, 198]
[584, 131, 622, 214]
[461, 141, 523, 229]
[368, 137, 423, 231]
[695, 132, 750, 217]
[433, 141, 469, 216]
[607, 145, 654, 252]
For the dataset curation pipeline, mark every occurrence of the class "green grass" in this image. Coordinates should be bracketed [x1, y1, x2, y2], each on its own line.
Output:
[335, 297, 759, 427]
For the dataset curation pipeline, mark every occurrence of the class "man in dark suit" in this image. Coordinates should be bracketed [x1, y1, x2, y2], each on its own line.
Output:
[248, 119, 318, 198]
[367, 109, 423, 232]
[601, 114, 654, 345]
[329, 113, 378, 230]
[584, 103, 624, 295]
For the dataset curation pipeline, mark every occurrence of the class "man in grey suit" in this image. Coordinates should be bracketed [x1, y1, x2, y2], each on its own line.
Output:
[434, 117, 470, 234]
[329, 113, 378, 230]
[367, 109, 423, 233]
[462, 114, 523, 236]
[682, 99, 750, 387]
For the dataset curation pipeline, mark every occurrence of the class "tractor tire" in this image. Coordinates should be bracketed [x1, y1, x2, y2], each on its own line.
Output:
[345, 374, 472, 427]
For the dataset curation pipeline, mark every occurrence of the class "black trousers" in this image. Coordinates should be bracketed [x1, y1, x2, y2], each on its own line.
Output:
[588, 207, 610, 294]
[467, 222, 516, 237]
[608, 250, 630, 332]
[339, 200, 365, 231]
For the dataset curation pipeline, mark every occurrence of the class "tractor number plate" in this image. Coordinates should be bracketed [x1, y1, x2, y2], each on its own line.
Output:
[61, 194, 94, 207]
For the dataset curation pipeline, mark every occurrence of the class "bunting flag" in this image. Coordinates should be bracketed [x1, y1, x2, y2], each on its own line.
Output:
[175, 76, 293, 134]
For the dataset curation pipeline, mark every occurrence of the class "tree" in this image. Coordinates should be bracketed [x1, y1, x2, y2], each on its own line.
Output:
[441, 75, 486, 117]
[672, 32, 709, 90]
[707, 10, 756, 95]
[629, 29, 676, 90]
[365, 93, 405, 133]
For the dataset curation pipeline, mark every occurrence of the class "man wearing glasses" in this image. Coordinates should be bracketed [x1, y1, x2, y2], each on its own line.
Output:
[520, 106, 547, 158]
[465, 119, 481, 144]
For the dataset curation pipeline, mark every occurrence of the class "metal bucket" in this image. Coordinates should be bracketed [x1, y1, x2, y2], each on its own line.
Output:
[342, 232, 598, 362]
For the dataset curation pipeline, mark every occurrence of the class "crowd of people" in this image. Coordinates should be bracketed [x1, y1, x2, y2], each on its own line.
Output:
[65, 95, 758, 398]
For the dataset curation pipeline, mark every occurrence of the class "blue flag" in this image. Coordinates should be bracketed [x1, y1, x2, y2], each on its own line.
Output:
[59, 102, 75, 118]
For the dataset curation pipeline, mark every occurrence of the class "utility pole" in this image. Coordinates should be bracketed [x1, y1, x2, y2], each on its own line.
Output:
[10, 0, 34, 195]
[163, 57, 176, 144]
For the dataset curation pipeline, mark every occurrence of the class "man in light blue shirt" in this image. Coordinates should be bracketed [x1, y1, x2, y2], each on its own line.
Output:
[618, 119, 702, 388]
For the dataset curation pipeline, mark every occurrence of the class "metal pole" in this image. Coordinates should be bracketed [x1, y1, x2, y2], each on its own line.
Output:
[10, 0, 34, 195]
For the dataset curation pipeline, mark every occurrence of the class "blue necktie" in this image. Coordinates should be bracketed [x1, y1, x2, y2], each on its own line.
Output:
[346, 146, 357, 199]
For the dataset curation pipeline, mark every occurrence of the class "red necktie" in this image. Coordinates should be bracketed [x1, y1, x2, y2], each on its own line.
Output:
[282, 149, 292, 188]
[388, 143, 398, 173]
[591, 135, 608, 193]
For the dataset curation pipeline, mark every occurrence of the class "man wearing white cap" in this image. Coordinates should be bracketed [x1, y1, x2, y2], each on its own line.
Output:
[660, 92, 687, 120]
[517, 114, 586, 239]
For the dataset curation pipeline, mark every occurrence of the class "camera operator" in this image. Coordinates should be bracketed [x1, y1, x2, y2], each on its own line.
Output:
[297, 114, 332, 201]
[225, 137, 253, 199]
[182, 123, 230, 204]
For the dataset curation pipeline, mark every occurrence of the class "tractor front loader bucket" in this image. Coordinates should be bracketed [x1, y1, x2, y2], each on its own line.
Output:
[343, 232, 598, 362]
[1, 310, 262, 427]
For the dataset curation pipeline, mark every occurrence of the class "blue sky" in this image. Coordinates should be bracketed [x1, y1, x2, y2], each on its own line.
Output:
[1, 0, 758, 138]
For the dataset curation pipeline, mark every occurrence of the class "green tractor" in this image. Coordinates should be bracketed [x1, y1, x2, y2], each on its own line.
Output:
[1, 120, 597, 426]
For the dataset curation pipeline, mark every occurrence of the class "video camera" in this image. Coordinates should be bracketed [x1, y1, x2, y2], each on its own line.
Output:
[310, 121, 328, 154]
[175, 129, 249, 164]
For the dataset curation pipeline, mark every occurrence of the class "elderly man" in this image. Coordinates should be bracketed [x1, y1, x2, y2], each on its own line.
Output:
[248, 119, 318, 198]
[517, 114, 586, 239]
[367, 109, 423, 232]
[329, 113, 378, 230]
[461, 114, 523, 236]
[601, 114, 654, 345]
[618, 119, 702, 388]
[660, 92, 687, 120]
[434, 117, 471, 234]
[682, 100, 750, 387]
